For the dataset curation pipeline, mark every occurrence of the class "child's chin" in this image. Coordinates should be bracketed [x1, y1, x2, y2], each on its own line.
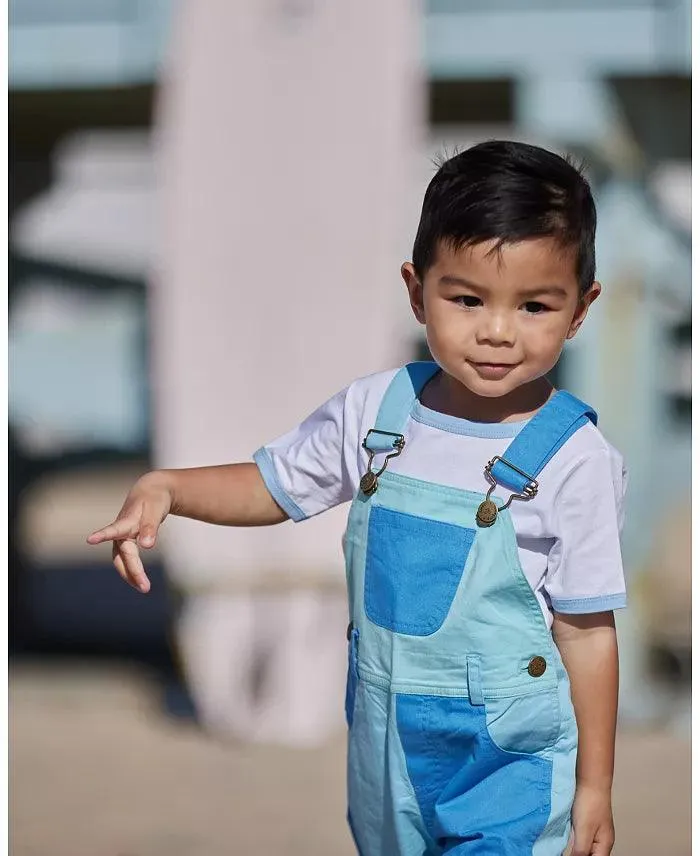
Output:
[468, 381, 516, 398]
[459, 370, 519, 398]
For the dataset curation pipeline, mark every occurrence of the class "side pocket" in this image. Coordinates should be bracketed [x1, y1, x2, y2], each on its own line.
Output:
[344, 627, 360, 728]
[484, 688, 561, 756]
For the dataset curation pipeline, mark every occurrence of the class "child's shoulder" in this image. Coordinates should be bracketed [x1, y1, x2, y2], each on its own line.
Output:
[343, 365, 407, 410]
[544, 394, 626, 485]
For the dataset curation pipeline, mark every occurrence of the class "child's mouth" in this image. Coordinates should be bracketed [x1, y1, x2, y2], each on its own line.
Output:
[469, 361, 519, 378]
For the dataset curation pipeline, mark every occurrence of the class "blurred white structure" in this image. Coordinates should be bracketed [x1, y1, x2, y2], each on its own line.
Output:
[152, 0, 423, 745]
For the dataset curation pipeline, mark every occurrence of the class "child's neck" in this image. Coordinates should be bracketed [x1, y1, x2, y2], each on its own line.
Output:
[422, 372, 554, 424]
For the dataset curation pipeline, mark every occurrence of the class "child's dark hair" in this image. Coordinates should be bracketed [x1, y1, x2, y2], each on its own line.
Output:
[412, 140, 597, 294]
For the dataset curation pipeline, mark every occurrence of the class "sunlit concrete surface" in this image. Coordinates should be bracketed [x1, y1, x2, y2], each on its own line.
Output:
[10, 662, 689, 856]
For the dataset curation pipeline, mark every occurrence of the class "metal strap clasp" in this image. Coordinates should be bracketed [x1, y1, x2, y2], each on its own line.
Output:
[476, 456, 539, 527]
[484, 455, 539, 511]
[360, 430, 405, 496]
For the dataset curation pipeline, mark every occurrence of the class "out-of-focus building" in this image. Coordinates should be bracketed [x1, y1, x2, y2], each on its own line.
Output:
[9, 0, 690, 731]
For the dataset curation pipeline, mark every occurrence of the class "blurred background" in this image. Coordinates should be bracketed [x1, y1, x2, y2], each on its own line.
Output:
[9, 1, 691, 854]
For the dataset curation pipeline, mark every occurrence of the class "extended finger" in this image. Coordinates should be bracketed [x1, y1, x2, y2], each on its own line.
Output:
[117, 540, 151, 593]
[112, 543, 130, 584]
[88, 516, 139, 545]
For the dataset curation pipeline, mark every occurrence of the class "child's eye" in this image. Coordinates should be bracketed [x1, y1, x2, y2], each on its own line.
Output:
[523, 301, 549, 315]
[453, 295, 482, 308]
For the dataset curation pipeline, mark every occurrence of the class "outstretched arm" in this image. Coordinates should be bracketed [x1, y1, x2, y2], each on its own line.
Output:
[86, 463, 287, 593]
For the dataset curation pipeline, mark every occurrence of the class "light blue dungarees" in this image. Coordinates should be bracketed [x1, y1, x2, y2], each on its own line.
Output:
[343, 362, 597, 856]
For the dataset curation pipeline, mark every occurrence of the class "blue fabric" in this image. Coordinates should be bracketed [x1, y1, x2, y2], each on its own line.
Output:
[363, 430, 406, 453]
[484, 689, 561, 757]
[364, 362, 441, 451]
[347, 811, 368, 856]
[344, 365, 582, 854]
[396, 693, 552, 851]
[345, 465, 577, 853]
[252, 447, 307, 522]
[364, 505, 476, 636]
[348, 683, 434, 856]
[492, 391, 597, 493]
[345, 628, 360, 727]
[550, 592, 627, 614]
[348, 470, 562, 695]
[466, 657, 484, 705]
[532, 648, 578, 856]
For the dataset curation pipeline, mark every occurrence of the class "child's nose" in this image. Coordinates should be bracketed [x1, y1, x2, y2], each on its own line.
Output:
[475, 312, 516, 346]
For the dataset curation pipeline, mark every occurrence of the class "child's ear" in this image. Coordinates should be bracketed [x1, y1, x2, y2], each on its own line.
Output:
[401, 262, 426, 325]
[566, 281, 601, 339]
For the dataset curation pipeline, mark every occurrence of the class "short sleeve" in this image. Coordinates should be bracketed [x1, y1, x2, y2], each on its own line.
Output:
[253, 386, 357, 521]
[545, 447, 628, 614]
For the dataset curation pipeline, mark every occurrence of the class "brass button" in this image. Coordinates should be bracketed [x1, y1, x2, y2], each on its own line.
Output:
[527, 656, 547, 678]
[360, 471, 379, 496]
[476, 499, 498, 527]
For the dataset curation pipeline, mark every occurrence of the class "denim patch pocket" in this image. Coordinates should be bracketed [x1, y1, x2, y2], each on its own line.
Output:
[364, 505, 475, 636]
[396, 693, 552, 842]
[345, 628, 360, 728]
[484, 687, 562, 756]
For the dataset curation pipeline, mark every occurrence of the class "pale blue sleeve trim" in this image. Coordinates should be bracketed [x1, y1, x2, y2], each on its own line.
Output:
[550, 593, 627, 614]
[253, 447, 307, 522]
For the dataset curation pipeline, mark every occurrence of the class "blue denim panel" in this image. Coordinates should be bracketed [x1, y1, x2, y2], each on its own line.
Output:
[345, 628, 360, 727]
[492, 391, 596, 493]
[364, 505, 475, 636]
[396, 694, 552, 852]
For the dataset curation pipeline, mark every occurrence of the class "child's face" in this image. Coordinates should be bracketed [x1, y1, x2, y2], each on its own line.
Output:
[402, 238, 600, 401]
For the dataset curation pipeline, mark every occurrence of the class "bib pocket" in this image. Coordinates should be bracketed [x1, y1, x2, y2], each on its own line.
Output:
[364, 505, 475, 636]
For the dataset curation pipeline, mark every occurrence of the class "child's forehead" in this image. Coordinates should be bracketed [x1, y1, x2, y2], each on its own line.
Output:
[430, 237, 579, 285]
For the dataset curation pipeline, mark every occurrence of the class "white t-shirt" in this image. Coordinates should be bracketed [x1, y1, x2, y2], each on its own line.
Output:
[254, 368, 627, 628]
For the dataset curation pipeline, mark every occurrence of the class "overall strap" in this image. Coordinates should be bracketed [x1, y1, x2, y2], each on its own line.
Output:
[363, 362, 440, 452]
[492, 391, 597, 493]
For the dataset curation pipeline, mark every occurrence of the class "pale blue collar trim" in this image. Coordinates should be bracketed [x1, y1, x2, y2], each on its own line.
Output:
[410, 400, 530, 438]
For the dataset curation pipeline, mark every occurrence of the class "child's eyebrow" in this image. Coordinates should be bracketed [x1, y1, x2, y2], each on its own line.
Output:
[437, 276, 570, 300]
[518, 286, 570, 299]
[437, 275, 483, 289]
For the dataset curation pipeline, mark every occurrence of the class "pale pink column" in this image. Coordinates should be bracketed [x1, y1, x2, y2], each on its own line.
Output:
[151, 0, 424, 744]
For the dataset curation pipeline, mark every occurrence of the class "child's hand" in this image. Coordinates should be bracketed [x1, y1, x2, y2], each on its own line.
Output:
[569, 784, 615, 855]
[86, 472, 174, 594]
